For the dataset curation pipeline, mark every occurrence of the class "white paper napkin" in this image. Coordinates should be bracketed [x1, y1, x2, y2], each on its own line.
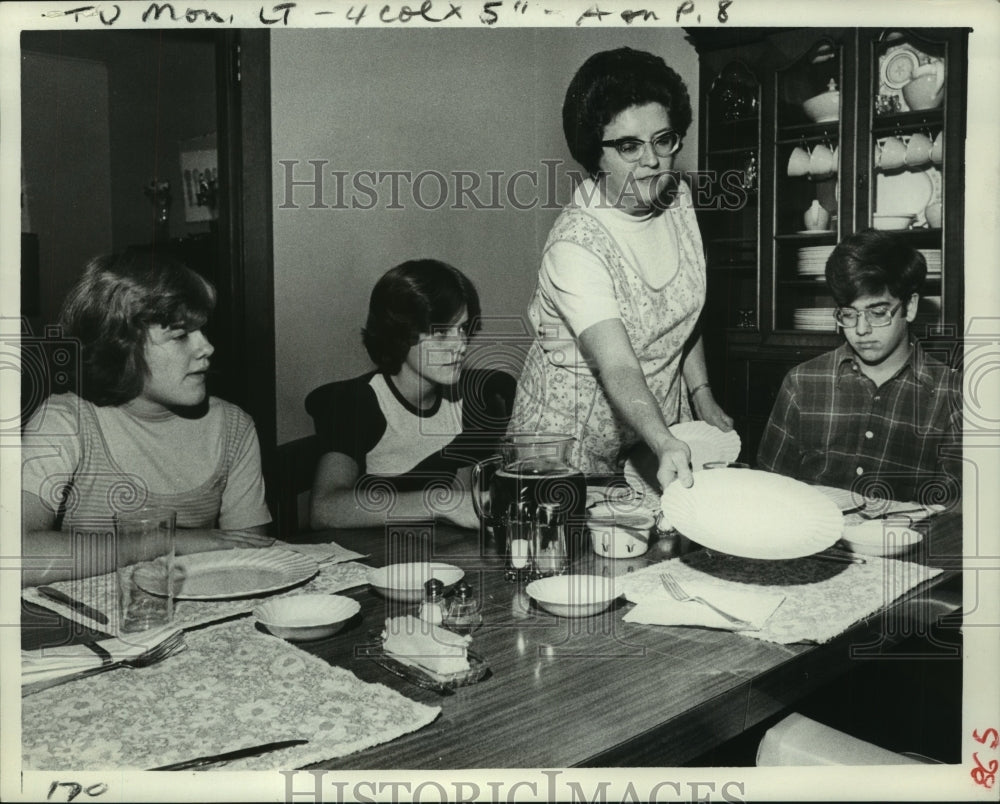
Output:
[22, 626, 185, 693]
[272, 539, 368, 564]
[623, 578, 785, 631]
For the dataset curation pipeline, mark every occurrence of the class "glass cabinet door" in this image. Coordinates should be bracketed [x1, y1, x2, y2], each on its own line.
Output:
[700, 60, 760, 330]
[869, 30, 948, 336]
[773, 38, 843, 333]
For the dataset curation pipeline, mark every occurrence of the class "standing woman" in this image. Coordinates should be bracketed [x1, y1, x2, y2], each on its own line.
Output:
[509, 47, 732, 491]
[21, 251, 272, 586]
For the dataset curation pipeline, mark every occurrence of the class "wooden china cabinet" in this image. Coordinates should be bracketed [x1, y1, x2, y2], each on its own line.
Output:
[686, 28, 968, 463]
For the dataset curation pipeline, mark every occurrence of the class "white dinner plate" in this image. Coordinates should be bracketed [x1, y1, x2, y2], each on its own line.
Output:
[661, 468, 843, 559]
[810, 484, 869, 513]
[875, 169, 934, 216]
[623, 421, 742, 502]
[135, 548, 319, 600]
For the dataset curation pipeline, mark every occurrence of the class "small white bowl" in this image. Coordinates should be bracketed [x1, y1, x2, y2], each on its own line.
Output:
[525, 574, 620, 618]
[841, 521, 924, 557]
[367, 562, 464, 603]
[802, 90, 840, 123]
[872, 213, 915, 231]
[254, 594, 360, 641]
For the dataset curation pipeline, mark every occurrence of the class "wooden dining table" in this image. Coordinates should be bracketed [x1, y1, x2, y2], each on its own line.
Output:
[21, 508, 963, 770]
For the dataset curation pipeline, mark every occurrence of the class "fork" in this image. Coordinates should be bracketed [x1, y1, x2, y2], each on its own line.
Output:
[659, 573, 756, 630]
[22, 631, 186, 695]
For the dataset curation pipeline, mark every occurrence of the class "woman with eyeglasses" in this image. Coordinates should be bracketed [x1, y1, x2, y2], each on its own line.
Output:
[508, 47, 732, 491]
[307, 259, 516, 529]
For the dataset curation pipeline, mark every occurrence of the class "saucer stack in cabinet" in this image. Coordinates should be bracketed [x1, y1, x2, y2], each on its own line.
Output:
[796, 245, 835, 278]
[918, 248, 941, 277]
[792, 307, 837, 332]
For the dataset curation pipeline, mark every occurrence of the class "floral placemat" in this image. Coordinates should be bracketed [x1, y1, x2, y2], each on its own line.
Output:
[22, 557, 373, 636]
[22, 616, 440, 770]
[616, 552, 942, 644]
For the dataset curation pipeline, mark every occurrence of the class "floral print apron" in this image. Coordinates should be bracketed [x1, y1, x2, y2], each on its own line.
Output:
[509, 200, 706, 474]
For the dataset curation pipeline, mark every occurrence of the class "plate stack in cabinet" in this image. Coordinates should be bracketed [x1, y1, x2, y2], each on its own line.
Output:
[686, 27, 967, 464]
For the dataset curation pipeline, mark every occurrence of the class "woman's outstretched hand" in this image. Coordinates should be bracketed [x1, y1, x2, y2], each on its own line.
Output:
[655, 437, 693, 490]
[693, 391, 734, 432]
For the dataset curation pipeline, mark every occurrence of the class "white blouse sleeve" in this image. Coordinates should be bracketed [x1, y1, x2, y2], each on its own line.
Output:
[539, 240, 621, 338]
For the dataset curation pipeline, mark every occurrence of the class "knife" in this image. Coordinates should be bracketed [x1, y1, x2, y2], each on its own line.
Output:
[859, 505, 939, 520]
[37, 586, 109, 626]
[812, 550, 866, 565]
[150, 738, 308, 770]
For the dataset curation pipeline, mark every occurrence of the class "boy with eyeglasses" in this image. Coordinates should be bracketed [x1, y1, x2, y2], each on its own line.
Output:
[757, 228, 961, 503]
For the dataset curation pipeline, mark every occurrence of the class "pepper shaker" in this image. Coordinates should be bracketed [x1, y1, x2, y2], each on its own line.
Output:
[444, 580, 482, 634]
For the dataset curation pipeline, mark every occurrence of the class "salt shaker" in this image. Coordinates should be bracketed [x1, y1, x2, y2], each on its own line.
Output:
[418, 578, 447, 625]
[444, 581, 482, 634]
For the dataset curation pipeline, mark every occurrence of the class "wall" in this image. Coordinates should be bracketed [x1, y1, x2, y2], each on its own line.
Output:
[20, 29, 217, 321]
[271, 28, 700, 443]
[20, 50, 112, 330]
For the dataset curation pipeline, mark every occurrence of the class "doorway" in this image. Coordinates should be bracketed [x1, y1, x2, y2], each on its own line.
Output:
[18, 29, 276, 485]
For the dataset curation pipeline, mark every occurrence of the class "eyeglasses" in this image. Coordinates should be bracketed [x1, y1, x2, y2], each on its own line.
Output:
[600, 130, 682, 162]
[834, 302, 902, 328]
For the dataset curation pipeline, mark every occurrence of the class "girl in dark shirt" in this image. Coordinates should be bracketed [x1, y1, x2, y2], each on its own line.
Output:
[308, 259, 514, 529]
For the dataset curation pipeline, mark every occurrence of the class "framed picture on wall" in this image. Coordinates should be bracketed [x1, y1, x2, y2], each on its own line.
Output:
[179, 133, 218, 222]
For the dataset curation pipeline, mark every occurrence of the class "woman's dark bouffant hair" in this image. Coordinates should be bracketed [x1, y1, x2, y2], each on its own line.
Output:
[362, 259, 482, 375]
[563, 47, 693, 177]
[825, 229, 927, 307]
[60, 250, 217, 405]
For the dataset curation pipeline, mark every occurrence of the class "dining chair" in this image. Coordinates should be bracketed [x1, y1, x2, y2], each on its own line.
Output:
[756, 712, 936, 765]
[273, 434, 324, 541]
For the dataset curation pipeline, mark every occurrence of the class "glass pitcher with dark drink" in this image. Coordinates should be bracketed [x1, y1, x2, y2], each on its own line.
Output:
[471, 433, 587, 580]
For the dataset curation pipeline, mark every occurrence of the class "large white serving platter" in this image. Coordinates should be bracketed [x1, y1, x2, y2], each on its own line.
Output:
[136, 548, 319, 600]
[810, 484, 869, 513]
[661, 468, 843, 559]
